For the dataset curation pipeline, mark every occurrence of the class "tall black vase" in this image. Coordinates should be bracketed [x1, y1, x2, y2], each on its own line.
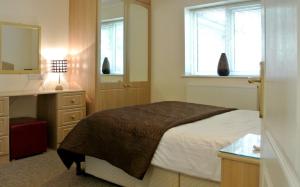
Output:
[102, 57, 110, 74]
[217, 53, 230, 76]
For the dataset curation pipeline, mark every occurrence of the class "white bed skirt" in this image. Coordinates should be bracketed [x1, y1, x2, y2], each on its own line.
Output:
[85, 156, 219, 187]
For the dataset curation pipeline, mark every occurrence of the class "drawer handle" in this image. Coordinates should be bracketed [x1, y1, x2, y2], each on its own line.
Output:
[71, 115, 76, 120]
[70, 99, 76, 104]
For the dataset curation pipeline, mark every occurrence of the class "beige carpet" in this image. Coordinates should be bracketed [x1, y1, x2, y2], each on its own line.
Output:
[0, 150, 119, 187]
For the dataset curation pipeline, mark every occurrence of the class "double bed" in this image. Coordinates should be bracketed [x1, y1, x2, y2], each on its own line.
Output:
[58, 102, 261, 187]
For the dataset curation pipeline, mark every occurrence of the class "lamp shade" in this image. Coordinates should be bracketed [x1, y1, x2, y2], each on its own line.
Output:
[51, 60, 67, 73]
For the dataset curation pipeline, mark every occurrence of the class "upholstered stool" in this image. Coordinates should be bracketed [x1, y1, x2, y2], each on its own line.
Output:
[10, 117, 47, 160]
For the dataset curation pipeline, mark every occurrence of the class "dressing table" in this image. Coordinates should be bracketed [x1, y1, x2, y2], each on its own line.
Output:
[0, 89, 86, 164]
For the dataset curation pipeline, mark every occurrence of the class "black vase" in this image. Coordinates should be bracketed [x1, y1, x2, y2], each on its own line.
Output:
[102, 57, 110, 74]
[217, 53, 230, 76]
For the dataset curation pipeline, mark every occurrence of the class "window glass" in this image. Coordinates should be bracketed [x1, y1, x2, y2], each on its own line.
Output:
[185, 3, 262, 76]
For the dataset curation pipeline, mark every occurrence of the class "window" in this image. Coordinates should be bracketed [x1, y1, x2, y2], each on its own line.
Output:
[185, 2, 262, 76]
[101, 19, 124, 74]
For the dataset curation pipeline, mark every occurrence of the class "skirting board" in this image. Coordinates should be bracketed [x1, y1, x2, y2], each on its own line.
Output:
[85, 156, 219, 187]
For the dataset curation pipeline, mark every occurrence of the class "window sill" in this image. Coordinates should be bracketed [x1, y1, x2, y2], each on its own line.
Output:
[182, 75, 259, 79]
[101, 73, 123, 76]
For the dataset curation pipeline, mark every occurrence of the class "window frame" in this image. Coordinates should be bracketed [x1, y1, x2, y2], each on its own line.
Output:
[184, 1, 262, 77]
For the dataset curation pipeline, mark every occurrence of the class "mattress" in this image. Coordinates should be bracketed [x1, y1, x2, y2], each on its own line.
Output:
[151, 110, 261, 182]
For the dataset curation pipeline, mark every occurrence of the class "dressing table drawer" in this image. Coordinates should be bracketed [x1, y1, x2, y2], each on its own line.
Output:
[57, 92, 85, 110]
[57, 123, 76, 144]
[0, 97, 9, 117]
[0, 117, 9, 136]
[58, 108, 86, 125]
[0, 136, 9, 156]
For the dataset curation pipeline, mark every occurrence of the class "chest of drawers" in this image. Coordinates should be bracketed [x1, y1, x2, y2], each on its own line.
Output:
[38, 91, 86, 149]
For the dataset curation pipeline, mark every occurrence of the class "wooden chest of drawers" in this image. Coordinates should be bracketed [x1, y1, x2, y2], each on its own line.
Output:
[0, 97, 9, 164]
[38, 91, 86, 149]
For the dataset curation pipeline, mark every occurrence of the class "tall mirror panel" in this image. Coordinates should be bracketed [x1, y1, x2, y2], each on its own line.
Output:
[128, 3, 149, 82]
[99, 0, 125, 83]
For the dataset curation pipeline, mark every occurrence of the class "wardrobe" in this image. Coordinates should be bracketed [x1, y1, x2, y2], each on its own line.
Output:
[68, 0, 151, 114]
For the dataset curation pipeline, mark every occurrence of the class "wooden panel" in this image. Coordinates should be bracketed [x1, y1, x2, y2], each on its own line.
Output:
[57, 123, 77, 144]
[57, 108, 85, 126]
[0, 136, 9, 156]
[0, 97, 8, 116]
[97, 85, 150, 111]
[37, 94, 58, 149]
[69, 0, 97, 114]
[57, 92, 85, 110]
[0, 117, 8, 137]
[221, 158, 259, 187]
[97, 89, 126, 111]
[126, 86, 150, 106]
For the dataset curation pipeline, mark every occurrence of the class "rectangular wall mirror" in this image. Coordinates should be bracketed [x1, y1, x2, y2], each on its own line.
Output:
[99, 0, 124, 83]
[0, 22, 40, 74]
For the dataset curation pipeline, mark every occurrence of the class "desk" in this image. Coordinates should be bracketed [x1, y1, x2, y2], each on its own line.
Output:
[0, 89, 86, 164]
[218, 134, 261, 187]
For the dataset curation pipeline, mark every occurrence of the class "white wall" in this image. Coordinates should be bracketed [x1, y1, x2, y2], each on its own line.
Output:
[151, 0, 258, 110]
[0, 0, 69, 92]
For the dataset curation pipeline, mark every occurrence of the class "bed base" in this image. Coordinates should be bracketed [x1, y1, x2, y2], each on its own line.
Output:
[85, 156, 219, 187]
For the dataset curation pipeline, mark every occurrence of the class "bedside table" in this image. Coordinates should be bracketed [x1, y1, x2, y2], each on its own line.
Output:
[218, 134, 261, 187]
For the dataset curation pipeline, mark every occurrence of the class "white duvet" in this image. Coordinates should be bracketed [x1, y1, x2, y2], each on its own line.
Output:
[151, 110, 261, 182]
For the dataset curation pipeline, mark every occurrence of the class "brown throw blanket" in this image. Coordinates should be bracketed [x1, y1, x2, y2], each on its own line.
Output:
[57, 101, 235, 179]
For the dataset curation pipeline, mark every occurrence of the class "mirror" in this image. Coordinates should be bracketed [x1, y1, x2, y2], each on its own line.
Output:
[128, 3, 148, 82]
[99, 0, 124, 83]
[0, 22, 40, 73]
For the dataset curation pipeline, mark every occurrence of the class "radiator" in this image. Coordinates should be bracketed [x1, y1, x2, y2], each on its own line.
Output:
[186, 84, 258, 110]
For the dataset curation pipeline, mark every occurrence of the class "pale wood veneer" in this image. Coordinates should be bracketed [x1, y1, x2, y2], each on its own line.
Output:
[37, 91, 86, 149]
[69, 0, 151, 113]
[68, 0, 97, 114]
[0, 97, 9, 163]
[218, 146, 260, 187]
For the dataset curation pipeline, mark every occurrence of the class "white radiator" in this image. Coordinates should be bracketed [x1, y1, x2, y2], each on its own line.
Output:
[186, 84, 258, 110]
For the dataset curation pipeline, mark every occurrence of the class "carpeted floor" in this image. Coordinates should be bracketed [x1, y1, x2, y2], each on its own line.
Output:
[0, 150, 119, 187]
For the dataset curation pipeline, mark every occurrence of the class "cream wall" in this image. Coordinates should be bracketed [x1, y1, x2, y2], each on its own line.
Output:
[0, 0, 69, 92]
[151, 0, 259, 110]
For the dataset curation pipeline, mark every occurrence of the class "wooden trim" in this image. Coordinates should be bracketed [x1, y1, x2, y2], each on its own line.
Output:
[218, 152, 260, 165]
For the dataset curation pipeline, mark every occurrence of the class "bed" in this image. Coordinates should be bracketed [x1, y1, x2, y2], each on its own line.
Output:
[57, 102, 261, 187]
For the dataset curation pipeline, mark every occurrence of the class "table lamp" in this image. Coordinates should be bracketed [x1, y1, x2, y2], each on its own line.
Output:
[51, 60, 67, 90]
